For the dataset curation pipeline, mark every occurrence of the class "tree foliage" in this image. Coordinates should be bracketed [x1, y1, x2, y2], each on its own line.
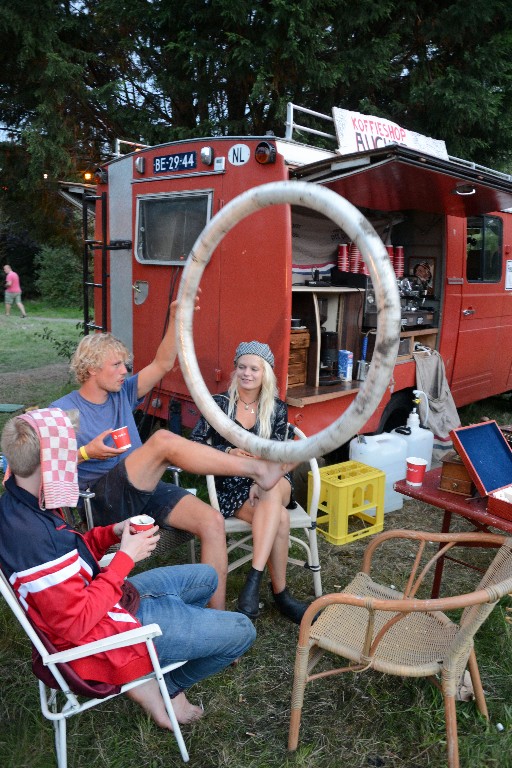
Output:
[1, 0, 512, 219]
[34, 243, 83, 307]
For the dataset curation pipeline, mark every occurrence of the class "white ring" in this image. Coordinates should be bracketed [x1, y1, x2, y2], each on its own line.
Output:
[177, 181, 401, 462]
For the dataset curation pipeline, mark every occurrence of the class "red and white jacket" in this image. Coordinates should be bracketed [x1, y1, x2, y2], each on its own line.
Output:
[0, 477, 152, 685]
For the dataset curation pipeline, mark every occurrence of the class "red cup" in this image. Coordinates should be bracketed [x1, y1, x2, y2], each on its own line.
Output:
[406, 456, 428, 486]
[130, 514, 155, 532]
[337, 243, 349, 271]
[111, 426, 131, 450]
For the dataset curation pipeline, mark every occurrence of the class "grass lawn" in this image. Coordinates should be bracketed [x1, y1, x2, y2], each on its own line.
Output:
[0, 305, 511, 767]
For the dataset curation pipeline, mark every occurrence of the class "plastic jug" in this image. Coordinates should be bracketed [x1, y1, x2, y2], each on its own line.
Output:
[392, 390, 434, 471]
[349, 432, 408, 513]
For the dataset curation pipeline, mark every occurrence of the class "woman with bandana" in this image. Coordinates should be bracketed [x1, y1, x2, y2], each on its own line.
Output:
[191, 341, 309, 624]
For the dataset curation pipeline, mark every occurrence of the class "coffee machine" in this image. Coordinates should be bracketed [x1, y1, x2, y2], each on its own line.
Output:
[363, 276, 434, 328]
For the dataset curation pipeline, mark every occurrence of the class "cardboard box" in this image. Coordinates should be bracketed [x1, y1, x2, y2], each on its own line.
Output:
[450, 421, 512, 521]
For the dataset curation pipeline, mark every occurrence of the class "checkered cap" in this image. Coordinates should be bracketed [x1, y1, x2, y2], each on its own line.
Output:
[234, 341, 274, 368]
[18, 408, 78, 509]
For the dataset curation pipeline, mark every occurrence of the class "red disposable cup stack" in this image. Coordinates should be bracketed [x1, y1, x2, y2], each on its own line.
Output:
[394, 245, 404, 278]
[386, 244, 395, 264]
[349, 243, 361, 273]
[337, 243, 349, 271]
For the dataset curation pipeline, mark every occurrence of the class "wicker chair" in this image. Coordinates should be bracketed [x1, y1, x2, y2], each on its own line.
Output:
[288, 529, 512, 768]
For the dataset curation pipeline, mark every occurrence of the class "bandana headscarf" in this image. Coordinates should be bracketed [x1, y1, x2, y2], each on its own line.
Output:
[16, 408, 78, 509]
[234, 341, 274, 368]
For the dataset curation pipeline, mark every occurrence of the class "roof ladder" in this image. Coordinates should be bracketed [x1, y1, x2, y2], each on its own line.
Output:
[81, 191, 131, 335]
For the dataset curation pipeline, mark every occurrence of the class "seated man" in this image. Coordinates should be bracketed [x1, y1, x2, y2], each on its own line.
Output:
[52, 301, 294, 609]
[0, 408, 257, 728]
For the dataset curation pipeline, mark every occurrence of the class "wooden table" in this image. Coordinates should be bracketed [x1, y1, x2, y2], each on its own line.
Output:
[394, 467, 512, 596]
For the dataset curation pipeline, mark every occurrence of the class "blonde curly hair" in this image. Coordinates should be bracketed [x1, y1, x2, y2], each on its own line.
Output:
[70, 333, 132, 384]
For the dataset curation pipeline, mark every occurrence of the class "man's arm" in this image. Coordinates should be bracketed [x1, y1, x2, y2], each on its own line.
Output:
[135, 303, 178, 398]
[135, 296, 199, 398]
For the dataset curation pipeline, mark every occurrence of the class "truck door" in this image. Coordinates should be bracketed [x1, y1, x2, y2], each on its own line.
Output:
[449, 214, 505, 405]
[131, 175, 220, 405]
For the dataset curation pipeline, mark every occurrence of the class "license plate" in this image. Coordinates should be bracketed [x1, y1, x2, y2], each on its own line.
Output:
[153, 152, 197, 173]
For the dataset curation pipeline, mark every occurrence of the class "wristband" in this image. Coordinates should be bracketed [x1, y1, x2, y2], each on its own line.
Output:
[226, 447, 232, 454]
[79, 445, 90, 461]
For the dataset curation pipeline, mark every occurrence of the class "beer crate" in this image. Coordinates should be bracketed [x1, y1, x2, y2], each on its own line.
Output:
[308, 460, 385, 545]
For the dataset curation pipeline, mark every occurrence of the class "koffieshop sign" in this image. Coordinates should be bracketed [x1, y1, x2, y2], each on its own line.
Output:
[332, 107, 448, 161]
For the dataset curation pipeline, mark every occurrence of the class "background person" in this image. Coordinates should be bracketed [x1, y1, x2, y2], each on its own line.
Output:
[3, 264, 27, 317]
[190, 341, 309, 625]
[0, 408, 256, 728]
[52, 303, 295, 610]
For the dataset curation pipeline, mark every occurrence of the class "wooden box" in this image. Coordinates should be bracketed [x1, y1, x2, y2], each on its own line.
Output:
[438, 451, 475, 496]
[288, 329, 310, 387]
[450, 421, 512, 521]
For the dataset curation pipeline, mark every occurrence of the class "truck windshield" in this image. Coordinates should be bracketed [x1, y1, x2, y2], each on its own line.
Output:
[466, 215, 502, 282]
[136, 191, 212, 265]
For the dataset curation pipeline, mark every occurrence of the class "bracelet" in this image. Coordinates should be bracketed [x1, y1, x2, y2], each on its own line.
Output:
[79, 445, 90, 461]
[225, 447, 232, 454]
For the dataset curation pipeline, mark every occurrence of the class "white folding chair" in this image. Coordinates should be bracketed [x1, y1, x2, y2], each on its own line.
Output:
[206, 425, 322, 597]
[0, 568, 190, 766]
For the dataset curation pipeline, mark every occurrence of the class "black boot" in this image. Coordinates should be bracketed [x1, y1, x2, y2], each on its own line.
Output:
[236, 567, 264, 619]
[271, 584, 309, 625]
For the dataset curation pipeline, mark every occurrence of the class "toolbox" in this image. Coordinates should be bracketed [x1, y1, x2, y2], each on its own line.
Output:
[450, 421, 512, 521]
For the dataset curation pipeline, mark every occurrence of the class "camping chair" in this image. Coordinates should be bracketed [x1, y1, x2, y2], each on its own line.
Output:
[76, 467, 196, 566]
[206, 425, 322, 597]
[288, 529, 512, 768]
[0, 566, 190, 766]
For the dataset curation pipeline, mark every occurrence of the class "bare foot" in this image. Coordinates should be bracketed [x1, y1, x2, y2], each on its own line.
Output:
[126, 680, 203, 729]
[171, 691, 204, 724]
[251, 459, 298, 491]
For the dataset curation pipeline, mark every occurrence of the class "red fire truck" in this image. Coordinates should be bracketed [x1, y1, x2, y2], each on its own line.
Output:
[75, 104, 512, 442]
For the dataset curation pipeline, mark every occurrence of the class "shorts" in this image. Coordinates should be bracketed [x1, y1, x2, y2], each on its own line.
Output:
[5, 292, 21, 305]
[88, 458, 191, 528]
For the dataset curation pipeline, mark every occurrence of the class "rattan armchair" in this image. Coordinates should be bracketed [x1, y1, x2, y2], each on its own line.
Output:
[288, 529, 512, 768]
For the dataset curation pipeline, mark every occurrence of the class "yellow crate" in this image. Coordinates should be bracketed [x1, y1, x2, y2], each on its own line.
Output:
[308, 460, 385, 545]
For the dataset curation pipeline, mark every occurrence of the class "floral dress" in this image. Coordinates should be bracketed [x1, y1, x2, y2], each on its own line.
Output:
[189, 393, 295, 519]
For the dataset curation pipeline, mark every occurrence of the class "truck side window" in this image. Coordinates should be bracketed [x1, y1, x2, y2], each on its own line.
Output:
[136, 192, 212, 265]
[466, 215, 502, 282]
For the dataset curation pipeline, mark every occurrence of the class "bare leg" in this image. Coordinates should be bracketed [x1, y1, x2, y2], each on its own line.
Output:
[236, 479, 308, 624]
[166, 494, 228, 610]
[5, 303, 10, 316]
[126, 680, 203, 729]
[124, 429, 296, 494]
[236, 478, 291, 591]
[16, 299, 26, 317]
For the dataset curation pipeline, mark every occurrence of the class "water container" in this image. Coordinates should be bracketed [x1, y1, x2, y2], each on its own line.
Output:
[392, 409, 434, 471]
[349, 433, 408, 513]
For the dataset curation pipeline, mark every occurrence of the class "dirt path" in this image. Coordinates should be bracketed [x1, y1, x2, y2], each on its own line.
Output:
[0, 363, 69, 404]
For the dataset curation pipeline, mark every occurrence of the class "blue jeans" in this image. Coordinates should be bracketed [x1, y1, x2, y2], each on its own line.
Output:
[129, 564, 256, 696]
